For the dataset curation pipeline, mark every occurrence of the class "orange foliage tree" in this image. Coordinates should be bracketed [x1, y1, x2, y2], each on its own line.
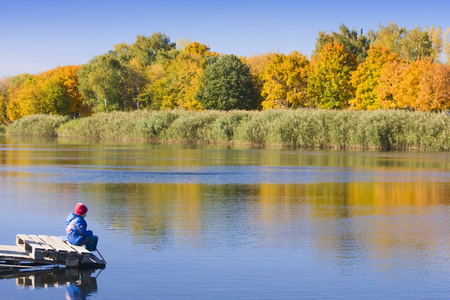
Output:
[416, 62, 450, 111]
[378, 59, 450, 111]
[6, 65, 89, 121]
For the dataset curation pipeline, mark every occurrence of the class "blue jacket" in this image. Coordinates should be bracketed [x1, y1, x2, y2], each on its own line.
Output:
[66, 213, 93, 245]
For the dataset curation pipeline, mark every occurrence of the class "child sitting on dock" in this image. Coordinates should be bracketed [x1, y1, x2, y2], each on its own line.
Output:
[66, 203, 98, 252]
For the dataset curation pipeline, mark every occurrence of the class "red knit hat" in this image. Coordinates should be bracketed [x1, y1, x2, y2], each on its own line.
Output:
[75, 203, 88, 215]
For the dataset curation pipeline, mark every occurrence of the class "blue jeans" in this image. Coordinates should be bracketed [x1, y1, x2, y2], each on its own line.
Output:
[79, 235, 98, 252]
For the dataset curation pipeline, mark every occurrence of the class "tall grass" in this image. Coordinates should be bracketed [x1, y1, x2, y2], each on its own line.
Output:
[6, 114, 68, 137]
[57, 110, 180, 140]
[6, 109, 450, 151]
[0, 124, 6, 135]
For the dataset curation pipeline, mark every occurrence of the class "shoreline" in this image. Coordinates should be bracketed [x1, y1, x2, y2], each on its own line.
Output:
[3, 109, 450, 152]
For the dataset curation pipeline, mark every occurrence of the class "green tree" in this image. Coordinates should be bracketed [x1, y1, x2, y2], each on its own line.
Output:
[260, 51, 310, 109]
[372, 22, 406, 56]
[373, 23, 434, 61]
[78, 33, 176, 112]
[308, 42, 358, 109]
[127, 33, 176, 67]
[195, 55, 258, 110]
[400, 26, 433, 61]
[314, 24, 374, 62]
[78, 54, 124, 112]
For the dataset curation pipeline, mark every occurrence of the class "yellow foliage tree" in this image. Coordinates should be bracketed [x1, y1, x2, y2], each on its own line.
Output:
[150, 50, 206, 110]
[0, 77, 10, 124]
[244, 52, 278, 109]
[444, 28, 450, 65]
[349, 46, 399, 110]
[6, 65, 89, 121]
[426, 25, 443, 61]
[183, 41, 219, 57]
[260, 51, 310, 109]
[308, 42, 358, 109]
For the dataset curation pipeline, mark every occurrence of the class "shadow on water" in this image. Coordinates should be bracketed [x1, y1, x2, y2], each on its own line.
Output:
[0, 267, 100, 300]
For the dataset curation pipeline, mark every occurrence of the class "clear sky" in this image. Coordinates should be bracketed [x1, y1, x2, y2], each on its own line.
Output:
[1, 0, 449, 78]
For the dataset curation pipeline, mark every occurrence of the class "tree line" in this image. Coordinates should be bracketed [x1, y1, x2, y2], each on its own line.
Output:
[1, 22, 450, 125]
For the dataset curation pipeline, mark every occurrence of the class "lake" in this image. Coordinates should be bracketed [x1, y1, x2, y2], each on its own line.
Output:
[0, 135, 449, 299]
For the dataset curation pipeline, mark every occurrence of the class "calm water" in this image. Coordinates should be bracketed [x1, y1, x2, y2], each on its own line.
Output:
[0, 136, 449, 299]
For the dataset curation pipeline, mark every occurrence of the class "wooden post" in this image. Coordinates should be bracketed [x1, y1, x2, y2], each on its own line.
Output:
[65, 257, 79, 268]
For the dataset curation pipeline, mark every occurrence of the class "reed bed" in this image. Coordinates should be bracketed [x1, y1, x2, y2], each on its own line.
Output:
[6, 109, 450, 151]
[6, 114, 68, 137]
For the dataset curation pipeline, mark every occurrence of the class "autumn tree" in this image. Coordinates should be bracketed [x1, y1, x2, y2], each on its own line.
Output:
[260, 51, 310, 109]
[314, 24, 374, 62]
[5, 66, 87, 121]
[349, 46, 399, 110]
[426, 25, 444, 61]
[376, 59, 409, 109]
[183, 41, 219, 57]
[377, 58, 450, 111]
[400, 26, 433, 61]
[444, 28, 450, 64]
[78, 33, 176, 112]
[0, 77, 10, 124]
[78, 54, 125, 111]
[195, 54, 258, 110]
[373, 23, 434, 61]
[127, 33, 176, 67]
[417, 62, 450, 111]
[148, 42, 217, 110]
[308, 42, 358, 109]
[372, 22, 406, 57]
[244, 52, 278, 109]
[4, 74, 30, 122]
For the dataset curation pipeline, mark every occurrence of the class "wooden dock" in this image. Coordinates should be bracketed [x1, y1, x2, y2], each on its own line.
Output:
[0, 234, 105, 270]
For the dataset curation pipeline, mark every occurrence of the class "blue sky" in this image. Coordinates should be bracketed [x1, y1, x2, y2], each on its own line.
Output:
[1, 0, 449, 77]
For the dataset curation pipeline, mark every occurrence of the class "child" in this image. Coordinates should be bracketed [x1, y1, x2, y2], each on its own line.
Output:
[66, 203, 98, 252]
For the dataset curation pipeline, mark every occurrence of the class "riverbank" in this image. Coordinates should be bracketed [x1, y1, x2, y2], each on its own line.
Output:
[4, 109, 450, 151]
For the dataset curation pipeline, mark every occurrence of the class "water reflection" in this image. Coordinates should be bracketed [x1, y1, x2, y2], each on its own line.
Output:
[75, 181, 450, 260]
[1, 136, 449, 298]
[0, 268, 99, 299]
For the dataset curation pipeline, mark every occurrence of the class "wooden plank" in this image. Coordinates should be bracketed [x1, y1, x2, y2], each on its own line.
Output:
[61, 242, 91, 264]
[63, 241, 91, 255]
[37, 235, 69, 253]
[16, 234, 44, 252]
[16, 234, 46, 260]
[16, 234, 58, 261]
[0, 245, 33, 260]
[46, 236, 78, 254]
[28, 235, 56, 251]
